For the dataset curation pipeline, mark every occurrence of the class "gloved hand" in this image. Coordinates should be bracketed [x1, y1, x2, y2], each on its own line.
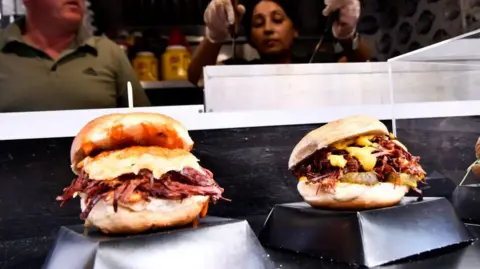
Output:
[204, 0, 246, 43]
[323, 0, 360, 40]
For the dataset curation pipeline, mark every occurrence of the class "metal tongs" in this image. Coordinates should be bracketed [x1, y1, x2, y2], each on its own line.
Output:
[309, 10, 340, 63]
[229, 0, 240, 62]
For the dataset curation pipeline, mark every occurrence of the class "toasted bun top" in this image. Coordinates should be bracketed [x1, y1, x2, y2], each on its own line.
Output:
[71, 112, 193, 173]
[288, 115, 389, 169]
[476, 137, 480, 159]
[79, 146, 203, 180]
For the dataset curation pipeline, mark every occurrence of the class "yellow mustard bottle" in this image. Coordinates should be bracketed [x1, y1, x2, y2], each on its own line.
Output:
[161, 45, 191, 81]
[133, 51, 158, 81]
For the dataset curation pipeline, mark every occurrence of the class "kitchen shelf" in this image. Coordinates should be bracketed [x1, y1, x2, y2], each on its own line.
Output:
[124, 25, 324, 44]
[141, 80, 197, 89]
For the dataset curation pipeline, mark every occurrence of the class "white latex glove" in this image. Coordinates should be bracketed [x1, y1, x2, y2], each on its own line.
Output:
[204, 0, 246, 43]
[323, 0, 360, 40]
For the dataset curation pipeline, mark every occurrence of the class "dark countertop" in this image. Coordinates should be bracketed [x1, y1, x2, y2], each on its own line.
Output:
[3, 219, 479, 269]
[1, 117, 479, 268]
[266, 224, 480, 269]
[257, 219, 480, 269]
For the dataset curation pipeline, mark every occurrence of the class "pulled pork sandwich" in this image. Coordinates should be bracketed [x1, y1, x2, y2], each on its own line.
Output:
[288, 115, 426, 210]
[472, 137, 480, 177]
[57, 112, 226, 234]
[457, 136, 479, 184]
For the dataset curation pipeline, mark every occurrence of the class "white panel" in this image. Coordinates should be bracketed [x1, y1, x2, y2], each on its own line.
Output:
[203, 63, 390, 112]
[0, 105, 204, 140]
[1, 0, 15, 15]
[2, 0, 25, 15]
[14, 0, 25, 14]
[1, 101, 480, 141]
[388, 65, 480, 103]
[204, 62, 480, 112]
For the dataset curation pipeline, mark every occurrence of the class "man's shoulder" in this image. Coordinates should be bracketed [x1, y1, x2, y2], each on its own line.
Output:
[0, 22, 20, 50]
[89, 35, 122, 52]
[78, 35, 126, 69]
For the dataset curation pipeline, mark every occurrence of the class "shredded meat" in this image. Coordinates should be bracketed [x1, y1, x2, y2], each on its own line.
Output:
[57, 168, 226, 219]
[372, 137, 425, 180]
[345, 156, 361, 173]
[292, 135, 426, 194]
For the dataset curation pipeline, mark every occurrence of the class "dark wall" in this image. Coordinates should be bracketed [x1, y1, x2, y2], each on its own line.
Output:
[359, 0, 464, 61]
[396, 117, 480, 181]
[86, 0, 476, 61]
[0, 117, 479, 267]
[2, 1, 473, 60]
[463, 0, 480, 32]
[290, 0, 466, 61]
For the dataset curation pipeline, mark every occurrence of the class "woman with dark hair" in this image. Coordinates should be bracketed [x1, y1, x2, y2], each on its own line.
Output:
[188, 0, 370, 85]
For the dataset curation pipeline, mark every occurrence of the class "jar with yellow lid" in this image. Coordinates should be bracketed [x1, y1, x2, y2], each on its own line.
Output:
[161, 45, 191, 81]
[133, 51, 158, 81]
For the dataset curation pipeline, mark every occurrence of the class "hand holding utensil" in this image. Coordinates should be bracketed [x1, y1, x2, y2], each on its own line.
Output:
[323, 0, 360, 40]
[203, 0, 245, 43]
[309, 10, 340, 63]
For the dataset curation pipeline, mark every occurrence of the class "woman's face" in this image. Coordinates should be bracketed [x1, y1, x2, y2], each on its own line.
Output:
[250, 0, 298, 56]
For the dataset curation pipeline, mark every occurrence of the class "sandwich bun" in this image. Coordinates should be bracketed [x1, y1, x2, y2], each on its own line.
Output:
[80, 195, 209, 234]
[71, 112, 193, 174]
[297, 181, 408, 210]
[288, 115, 388, 170]
[473, 164, 480, 177]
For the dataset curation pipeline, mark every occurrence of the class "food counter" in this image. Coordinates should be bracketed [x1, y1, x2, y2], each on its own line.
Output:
[267, 224, 480, 269]
[1, 32, 480, 269]
[4, 222, 480, 269]
[1, 107, 479, 268]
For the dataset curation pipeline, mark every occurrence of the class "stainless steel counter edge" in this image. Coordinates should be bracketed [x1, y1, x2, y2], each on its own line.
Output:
[1, 100, 479, 141]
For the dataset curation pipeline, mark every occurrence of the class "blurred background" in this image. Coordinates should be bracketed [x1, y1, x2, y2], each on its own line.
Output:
[2, 0, 480, 61]
[1, 0, 480, 104]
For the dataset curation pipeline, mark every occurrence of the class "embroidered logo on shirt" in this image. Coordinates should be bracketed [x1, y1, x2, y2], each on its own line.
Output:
[83, 67, 98, 76]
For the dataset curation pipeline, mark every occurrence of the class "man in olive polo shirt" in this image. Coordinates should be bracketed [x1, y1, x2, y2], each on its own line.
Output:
[0, 0, 151, 112]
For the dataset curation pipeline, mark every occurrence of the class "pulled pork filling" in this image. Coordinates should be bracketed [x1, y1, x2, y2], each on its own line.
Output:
[292, 135, 426, 193]
[56, 167, 226, 219]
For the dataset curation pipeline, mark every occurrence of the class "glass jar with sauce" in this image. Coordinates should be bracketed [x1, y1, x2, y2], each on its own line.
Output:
[133, 51, 158, 81]
[161, 45, 191, 81]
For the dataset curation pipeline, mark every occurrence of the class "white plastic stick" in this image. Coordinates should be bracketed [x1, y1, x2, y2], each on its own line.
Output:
[127, 81, 134, 109]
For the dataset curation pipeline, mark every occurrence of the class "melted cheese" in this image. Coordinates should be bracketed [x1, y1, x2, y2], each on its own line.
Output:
[299, 176, 307, 182]
[83, 150, 203, 180]
[333, 135, 376, 150]
[332, 139, 354, 150]
[345, 147, 377, 171]
[327, 155, 347, 168]
[355, 135, 375, 147]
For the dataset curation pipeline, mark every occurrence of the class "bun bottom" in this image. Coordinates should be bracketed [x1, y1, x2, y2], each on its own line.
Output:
[472, 163, 480, 177]
[80, 195, 209, 234]
[297, 181, 408, 210]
